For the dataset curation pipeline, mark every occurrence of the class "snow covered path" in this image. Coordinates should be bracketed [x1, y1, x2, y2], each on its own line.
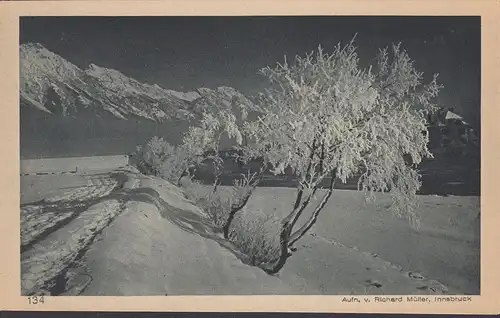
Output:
[21, 175, 119, 249]
[21, 172, 131, 295]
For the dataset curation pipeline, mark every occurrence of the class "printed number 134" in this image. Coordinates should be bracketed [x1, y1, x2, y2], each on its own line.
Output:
[28, 296, 45, 304]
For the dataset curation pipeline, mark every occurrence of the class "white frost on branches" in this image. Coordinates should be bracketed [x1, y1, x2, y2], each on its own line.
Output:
[182, 109, 243, 157]
[245, 39, 443, 228]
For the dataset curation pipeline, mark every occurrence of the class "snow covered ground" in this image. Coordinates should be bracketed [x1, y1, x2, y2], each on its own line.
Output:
[241, 187, 480, 295]
[20, 165, 480, 296]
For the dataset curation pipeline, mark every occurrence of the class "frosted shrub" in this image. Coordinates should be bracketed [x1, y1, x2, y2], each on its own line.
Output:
[180, 178, 207, 204]
[244, 37, 442, 273]
[205, 193, 232, 228]
[184, 181, 232, 228]
[181, 172, 262, 231]
[229, 210, 281, 266]
[132, 136, 194, 185]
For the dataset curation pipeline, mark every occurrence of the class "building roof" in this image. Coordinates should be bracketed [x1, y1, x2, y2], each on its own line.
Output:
[445, 111, 463, 121]
[445, 110, 471, 126]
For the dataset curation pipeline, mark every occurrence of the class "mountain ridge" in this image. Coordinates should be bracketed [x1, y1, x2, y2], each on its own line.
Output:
[20, 42, 260, 123]
[20, 43, 262, 159]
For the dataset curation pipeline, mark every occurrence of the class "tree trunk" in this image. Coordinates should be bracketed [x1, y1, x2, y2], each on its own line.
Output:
[177, 167, 190, 186]
[258, 185, 319, 274]
[222, 163, 267, 239]
[257, 140, 320, 274]
[259, 220, 293, 274]
[212, 157, 222, 194]
[288, 169, 336, 247]
[289, 139, 318, 228]
[223, 191, 251, 238]
[293, 188, 304, 210]
[258, 169, 336, 275]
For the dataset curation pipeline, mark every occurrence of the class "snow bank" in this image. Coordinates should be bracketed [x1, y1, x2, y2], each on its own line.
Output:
[63, 172, 294, 295]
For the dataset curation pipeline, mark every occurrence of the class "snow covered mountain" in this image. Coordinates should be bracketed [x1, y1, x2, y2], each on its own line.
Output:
[20, 43, 260, 123]
[19, 43, 262, 159]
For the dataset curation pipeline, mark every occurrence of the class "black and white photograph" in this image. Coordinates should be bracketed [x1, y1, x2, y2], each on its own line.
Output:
[19, 16, 481, 297]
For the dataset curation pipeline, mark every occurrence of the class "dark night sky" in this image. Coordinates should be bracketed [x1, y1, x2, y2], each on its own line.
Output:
[20, 16, 481, 127]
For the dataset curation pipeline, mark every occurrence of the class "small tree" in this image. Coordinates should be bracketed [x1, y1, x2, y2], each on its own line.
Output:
[182, 110, 243, 190]
[244, 38, 442, 274]
[181, 109, 267, 238]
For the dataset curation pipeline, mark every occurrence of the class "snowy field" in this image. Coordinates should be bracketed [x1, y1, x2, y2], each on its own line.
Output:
[20, 163, 480, 296]
[20, 155, 129, 175]
[241, 187, 480, 295]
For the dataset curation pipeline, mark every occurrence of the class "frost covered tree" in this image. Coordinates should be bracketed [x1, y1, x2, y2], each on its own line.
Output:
[181, 110, 243, 190]
[244, 38, 442, 274]
[181, 109, 264, 238]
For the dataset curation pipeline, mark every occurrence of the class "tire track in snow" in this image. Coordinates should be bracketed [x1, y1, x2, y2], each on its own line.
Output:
[44, 176, 118, 203]
[21, 171, 134, 295]
[21, 199, 126, 295]
[21, 174, 124, 251]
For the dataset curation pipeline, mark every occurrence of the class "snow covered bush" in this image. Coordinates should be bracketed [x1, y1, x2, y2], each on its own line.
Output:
[228, 210, 280, 266]
[244, 37, 442, 273]
[181, 170, 263, 235]
[131, 136, 195, 185]
[181, 177, 230, 227]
